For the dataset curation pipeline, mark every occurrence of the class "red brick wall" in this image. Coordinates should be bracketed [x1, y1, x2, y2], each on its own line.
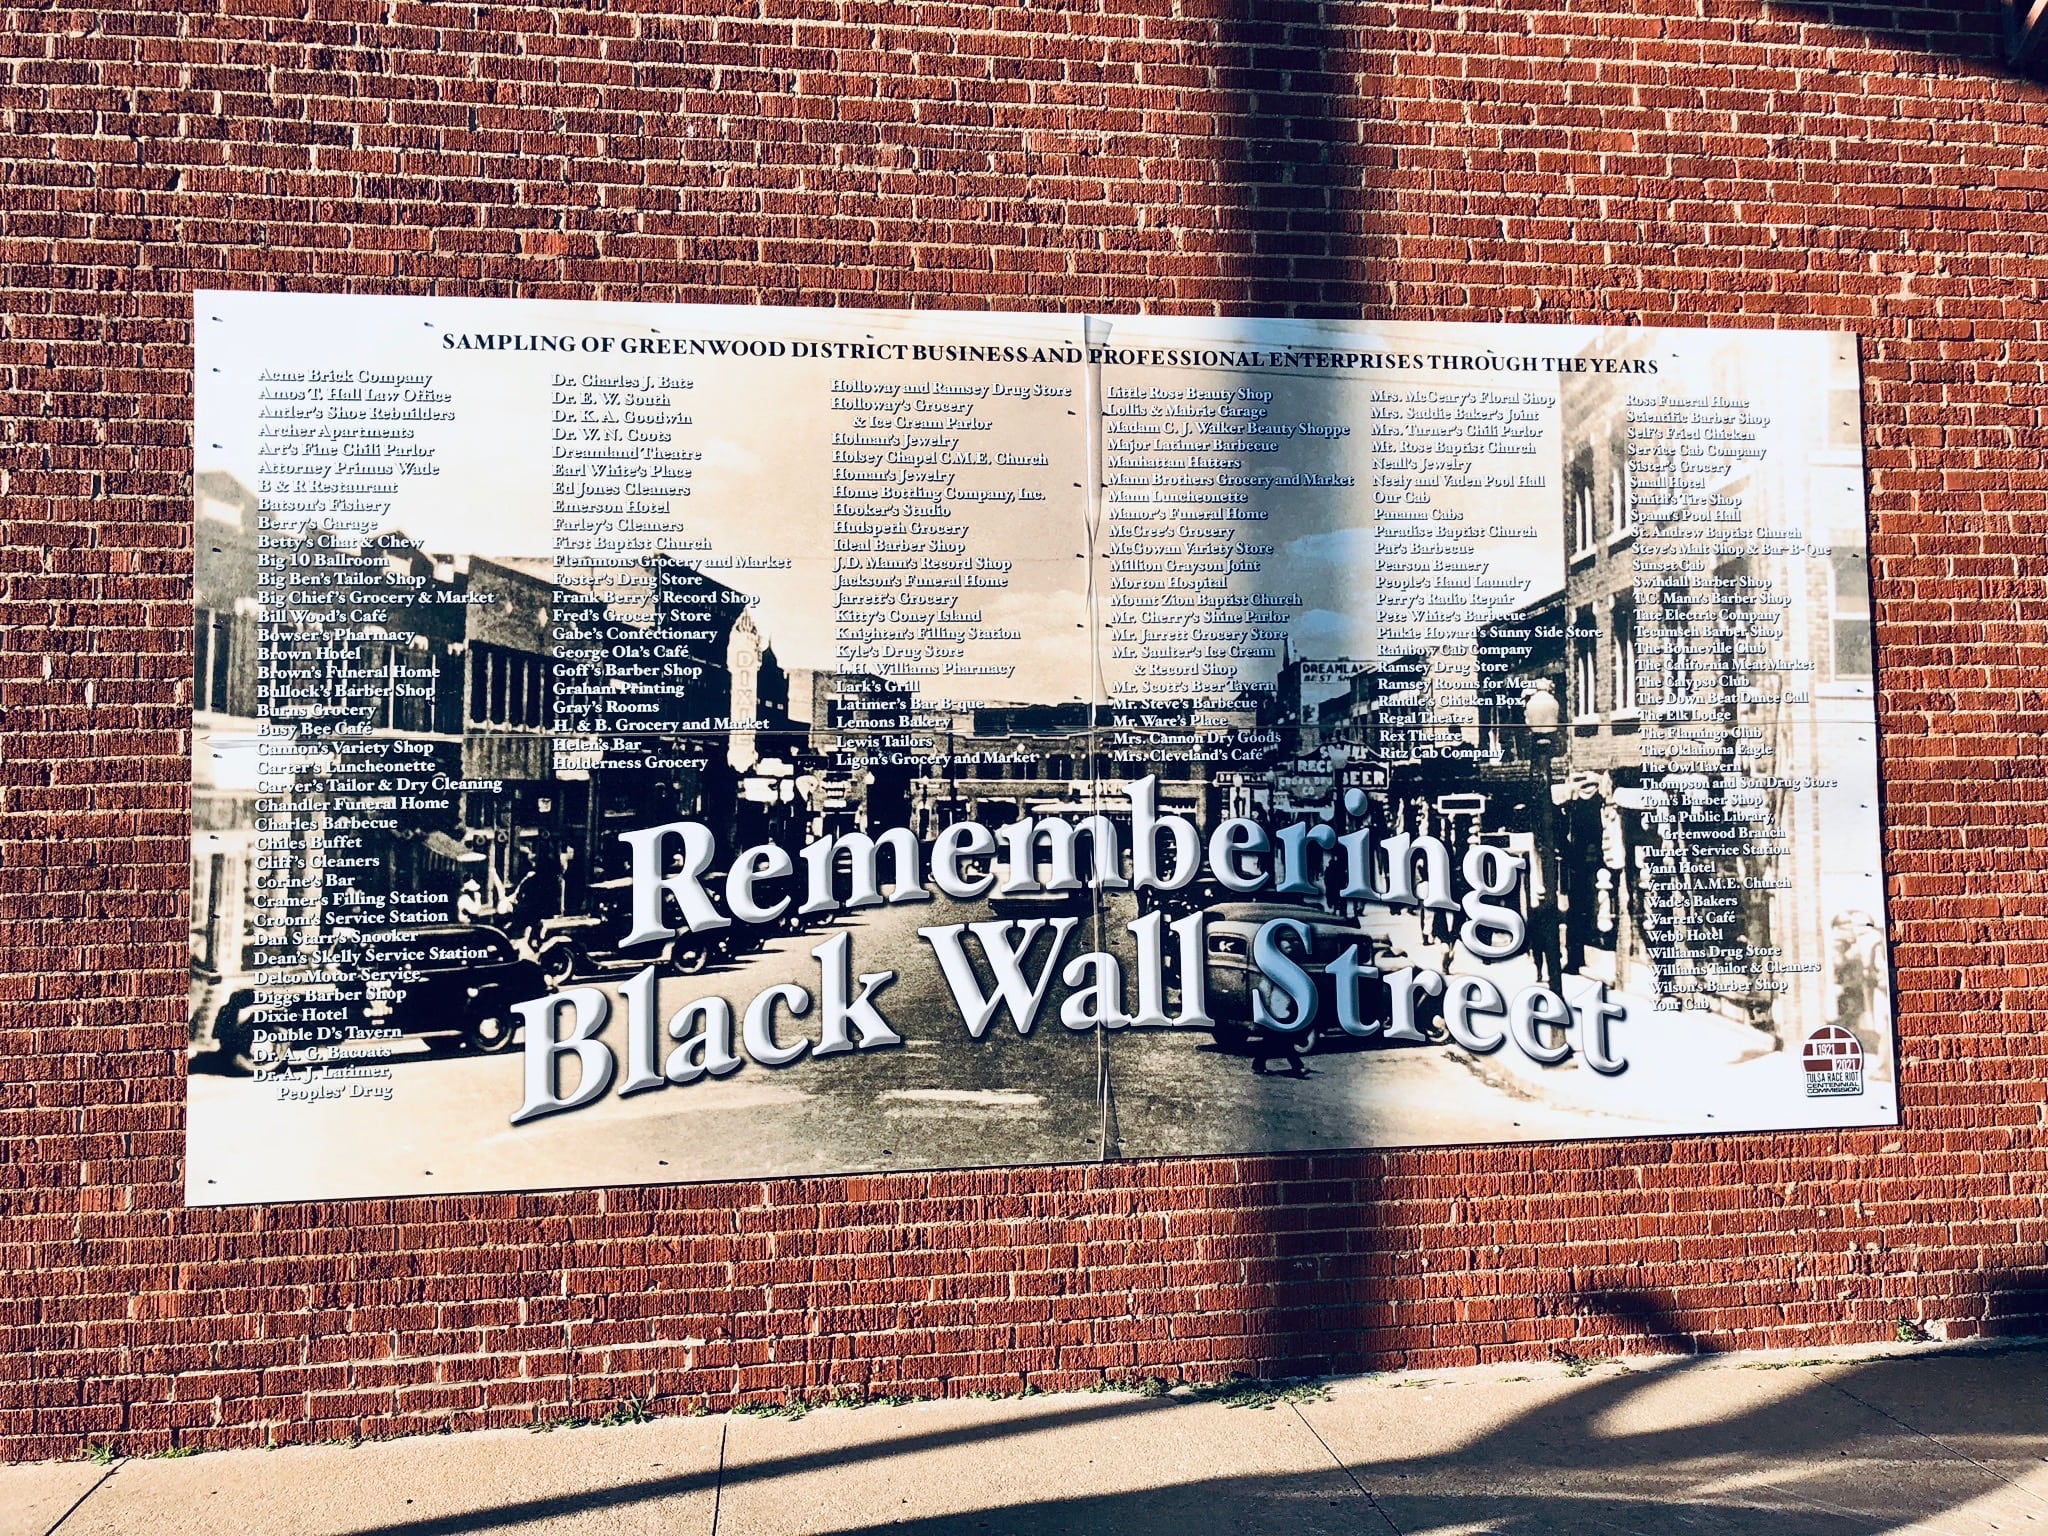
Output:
[3, 0, 2044, 1461]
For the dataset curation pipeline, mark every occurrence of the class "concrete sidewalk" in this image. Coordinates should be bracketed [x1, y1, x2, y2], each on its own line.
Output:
[5, 1340, 2043, 1536]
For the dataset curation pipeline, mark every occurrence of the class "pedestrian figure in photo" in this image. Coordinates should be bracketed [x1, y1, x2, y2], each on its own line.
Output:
[1250, 1030, 1309, 1078]
[505, 858, 545, 951]
[559, 840, 586, 916]
[1529, 897, 1564, 989]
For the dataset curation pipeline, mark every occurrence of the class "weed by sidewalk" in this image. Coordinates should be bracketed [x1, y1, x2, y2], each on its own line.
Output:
[709, 1372, 1332, 1423]
[529, 1396, 659, 1433]
[1547, 1348, 1619, 1379]
[67, 1371, 1343, 1465]
[1091, 1374, 1333, 1410]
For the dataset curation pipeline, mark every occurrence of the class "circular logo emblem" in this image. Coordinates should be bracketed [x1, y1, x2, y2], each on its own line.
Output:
[1802, 1025, 1865, 1096]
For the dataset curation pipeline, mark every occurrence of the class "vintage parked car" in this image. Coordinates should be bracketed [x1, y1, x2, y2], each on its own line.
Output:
[534, 876, 722, 985]
[986, 880, 1095, 921]
[1196, 901, 1431, 1054]
[535, 870, 819, 986]
[986, 798, 1130, 921]
[711, 867, 824, 959]
[189, 923, 547, 1075]
[1139, 875, 1234, 923]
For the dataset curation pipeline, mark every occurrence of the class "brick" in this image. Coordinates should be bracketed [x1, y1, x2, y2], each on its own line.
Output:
[0, 0, 2043, 1463]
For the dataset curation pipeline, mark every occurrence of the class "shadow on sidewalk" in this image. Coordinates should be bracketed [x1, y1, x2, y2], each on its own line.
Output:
[326, 1288, 2045, 1536]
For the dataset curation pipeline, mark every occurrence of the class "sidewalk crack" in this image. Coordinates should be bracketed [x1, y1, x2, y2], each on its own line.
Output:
[1289, 1402, 1403, 1534]
[707, 1419, 729, 1536]
[1828, 1379, 2048, 1506]
[44, 1461, 118, 1535]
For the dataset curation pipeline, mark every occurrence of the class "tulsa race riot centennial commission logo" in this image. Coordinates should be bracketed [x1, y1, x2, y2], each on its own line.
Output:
[1803, 1025, 1866, 1098]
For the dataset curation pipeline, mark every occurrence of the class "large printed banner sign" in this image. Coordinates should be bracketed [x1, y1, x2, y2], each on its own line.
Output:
[188, 293, 1893, 1204]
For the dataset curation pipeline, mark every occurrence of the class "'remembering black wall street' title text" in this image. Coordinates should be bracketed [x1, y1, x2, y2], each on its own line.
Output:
[509, 775, 1627, 1125]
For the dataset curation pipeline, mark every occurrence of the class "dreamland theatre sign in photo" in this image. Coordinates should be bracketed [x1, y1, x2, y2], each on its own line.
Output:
[185, 291, 1893, 1205]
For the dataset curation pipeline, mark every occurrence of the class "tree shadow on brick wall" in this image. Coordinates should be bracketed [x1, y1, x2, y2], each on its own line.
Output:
[1207, 0, 1385, 318]
[1080, 0, 2047, 1513]
[1178, 0, 2034, 333]
[1775, 0, 2036, 80]
[1136, 0, 2046, 1405]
